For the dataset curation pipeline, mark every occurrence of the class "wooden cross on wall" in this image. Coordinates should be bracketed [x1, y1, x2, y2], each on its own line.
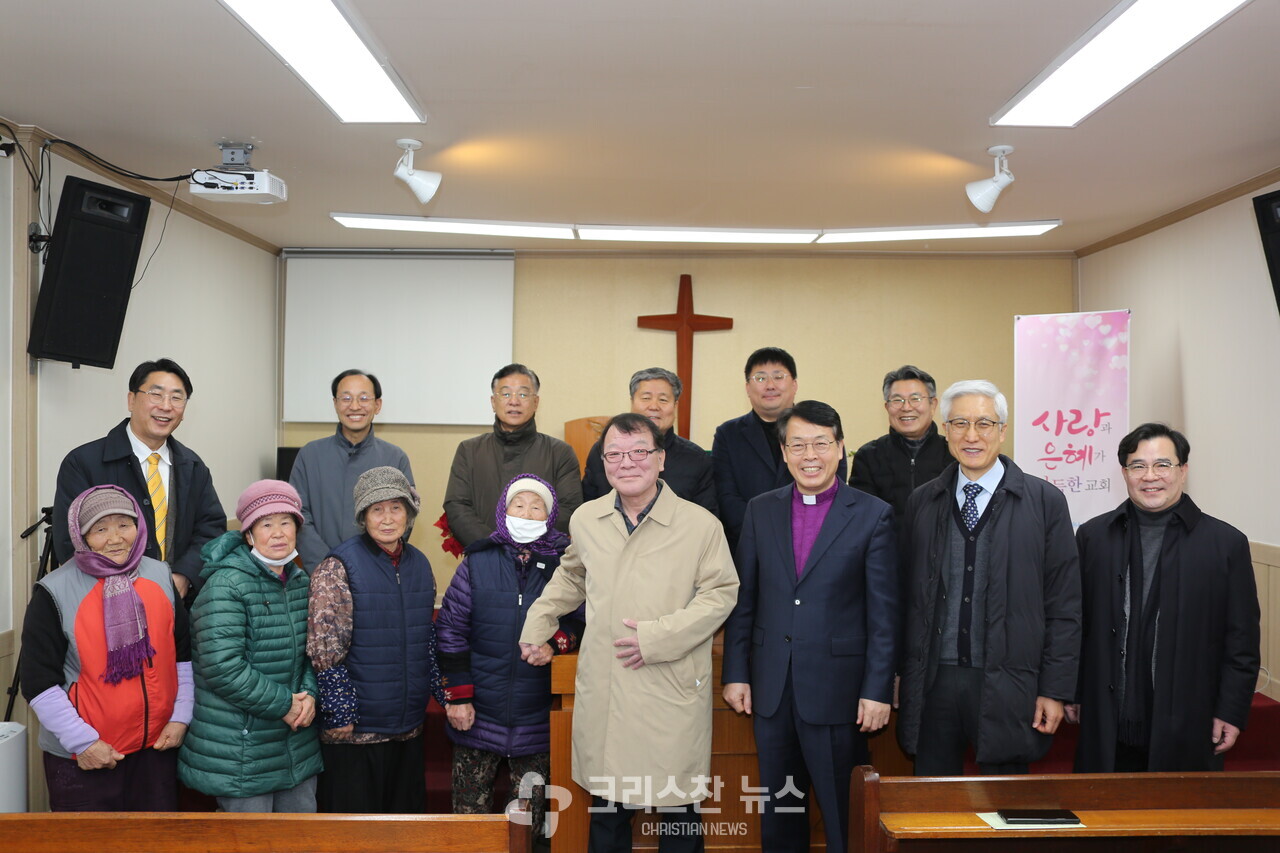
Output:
[637, 274, 733, 438]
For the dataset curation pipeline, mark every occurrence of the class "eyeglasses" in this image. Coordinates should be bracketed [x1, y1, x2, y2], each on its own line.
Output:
[337, 394, 374, 405]
[496, 391, 533, 401]
[138, 389, 187, 408]
[749, 371, 791, 384]
[888, 394, 933, 408]
[602, 448, 662, 464]
[785, 439, 837, 456]
[945, 418, 1003, 436]
[1123, 460, 1181, 477]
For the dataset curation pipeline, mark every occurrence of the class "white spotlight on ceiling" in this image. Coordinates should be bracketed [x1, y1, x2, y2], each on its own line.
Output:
[393, 139, 442, 205]
[965, 145, 1016, 213]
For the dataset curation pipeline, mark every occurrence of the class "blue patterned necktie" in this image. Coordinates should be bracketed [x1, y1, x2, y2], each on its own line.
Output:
[961, 482, 982, 531]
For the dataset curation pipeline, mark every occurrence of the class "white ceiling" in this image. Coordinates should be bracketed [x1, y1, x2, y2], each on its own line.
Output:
[3, 0, 1278, 254]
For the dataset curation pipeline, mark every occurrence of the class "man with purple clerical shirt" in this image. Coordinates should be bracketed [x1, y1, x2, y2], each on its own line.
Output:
[722, 400, 898, 853]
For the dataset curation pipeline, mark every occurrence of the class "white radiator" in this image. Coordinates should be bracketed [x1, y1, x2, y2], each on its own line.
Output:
[0, 723, 27, 812]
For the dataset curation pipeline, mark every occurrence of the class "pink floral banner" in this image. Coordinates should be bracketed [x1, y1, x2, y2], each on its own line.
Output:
[1013, 310, 1130, 526]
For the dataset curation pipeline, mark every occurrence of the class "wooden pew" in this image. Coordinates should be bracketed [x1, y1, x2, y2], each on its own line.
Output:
[851, 767, 1280, 852]
[0, 812, 531, 853]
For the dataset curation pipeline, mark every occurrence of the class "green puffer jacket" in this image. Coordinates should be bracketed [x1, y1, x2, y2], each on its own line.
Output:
[178, 531, 322, 798]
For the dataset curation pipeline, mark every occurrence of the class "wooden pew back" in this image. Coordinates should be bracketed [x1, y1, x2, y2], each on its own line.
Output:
[852, 768, 1280, 853]
[0, 812, 530, 853]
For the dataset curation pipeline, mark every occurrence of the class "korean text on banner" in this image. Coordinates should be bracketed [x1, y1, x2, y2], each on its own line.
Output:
[1014, 310, 1130, 526]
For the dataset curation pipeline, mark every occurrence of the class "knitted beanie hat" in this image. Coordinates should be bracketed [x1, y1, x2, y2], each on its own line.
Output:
[236, 479, 303, 531]
[78, 488, 139, 534]
[354, 466, 420, 529]
[504, 477, 554, 514]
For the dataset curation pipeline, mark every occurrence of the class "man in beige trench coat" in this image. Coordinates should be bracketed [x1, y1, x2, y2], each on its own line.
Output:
[521, 412, 739, 852]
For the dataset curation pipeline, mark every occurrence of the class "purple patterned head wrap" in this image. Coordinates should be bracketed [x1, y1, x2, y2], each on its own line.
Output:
[67, 485, 156, 684]
[489, 473, 569, 556]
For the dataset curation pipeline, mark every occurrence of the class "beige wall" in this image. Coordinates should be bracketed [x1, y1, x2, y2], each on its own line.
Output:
[9, 148, 279, 810]
[1079, 180, 1280, 546]
[285, 252, 1075, 590]
[1079, 180, 1280, 700]
[1252, 543, 1280, 702]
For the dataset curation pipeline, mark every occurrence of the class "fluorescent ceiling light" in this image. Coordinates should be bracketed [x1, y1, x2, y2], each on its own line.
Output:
[219, 0, 422, 123]
[576, 225, 820, 244]
[992, 0, 1251, 127]
[816, 222, 1060, 244]
[335, 214, 1060, 244]
[332, 214, 575, 240]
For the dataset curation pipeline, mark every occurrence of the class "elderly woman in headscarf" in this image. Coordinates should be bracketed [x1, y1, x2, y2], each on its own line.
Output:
[20, 485, 192, 811]
[436, 473, 583, 835]
[178, 480, 322, 812]
[306, 466, 444, 814]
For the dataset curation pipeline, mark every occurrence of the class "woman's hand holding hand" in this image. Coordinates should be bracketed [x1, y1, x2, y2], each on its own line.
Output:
[446, 704, 475, 731]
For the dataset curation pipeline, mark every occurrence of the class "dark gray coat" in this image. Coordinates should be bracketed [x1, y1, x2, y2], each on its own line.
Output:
[897, 456, 1081, 765]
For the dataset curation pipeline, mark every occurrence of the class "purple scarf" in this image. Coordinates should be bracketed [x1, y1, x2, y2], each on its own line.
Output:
[67, 486, 156, 685]
[489, 472, 570, 557]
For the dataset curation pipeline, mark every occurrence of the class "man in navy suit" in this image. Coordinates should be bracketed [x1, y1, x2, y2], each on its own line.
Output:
[722, 400, 898, 853]
[711, 348, 845, 553]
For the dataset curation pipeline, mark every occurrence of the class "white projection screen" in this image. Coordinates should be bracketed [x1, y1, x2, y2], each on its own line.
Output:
[282, 253, 514, 425]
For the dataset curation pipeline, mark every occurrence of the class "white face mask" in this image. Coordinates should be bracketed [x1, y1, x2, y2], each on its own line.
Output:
[247, 533, 298, 568]
[506, 515, 548, 544]
[251, 547, 298, 568]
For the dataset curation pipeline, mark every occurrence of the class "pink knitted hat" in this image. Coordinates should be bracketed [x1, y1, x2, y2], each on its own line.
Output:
[236, 479, 303, 531]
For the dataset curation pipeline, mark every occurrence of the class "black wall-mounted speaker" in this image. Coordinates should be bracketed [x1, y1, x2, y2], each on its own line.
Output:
[27, 176, 151, 369]
[1254, 188, 1280, 319]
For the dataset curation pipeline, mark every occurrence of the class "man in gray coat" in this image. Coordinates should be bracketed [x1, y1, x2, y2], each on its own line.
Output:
[290, 369, 413, 571]
[897, 379, 1081, 775]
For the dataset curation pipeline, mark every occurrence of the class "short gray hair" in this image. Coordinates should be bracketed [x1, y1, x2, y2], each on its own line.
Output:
[940, 380, 1008, 423]
[628, 367, 682, 401]
[881, 365, 937, 401]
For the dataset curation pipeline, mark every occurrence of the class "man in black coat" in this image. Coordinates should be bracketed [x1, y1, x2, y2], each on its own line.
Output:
[897, 380, 1080, 775]
[711, 347, 845, 553]
[581, 367, 717, 515]
[1067, 423, 1260, 772]
[53, 358, 226, 601]
[848, 364, 951, 530]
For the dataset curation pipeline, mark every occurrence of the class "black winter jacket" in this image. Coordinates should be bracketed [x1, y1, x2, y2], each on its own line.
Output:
[848, 425, 950, 528]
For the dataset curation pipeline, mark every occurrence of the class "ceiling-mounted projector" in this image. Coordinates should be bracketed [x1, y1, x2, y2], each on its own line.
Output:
[188, 142, 287, 204]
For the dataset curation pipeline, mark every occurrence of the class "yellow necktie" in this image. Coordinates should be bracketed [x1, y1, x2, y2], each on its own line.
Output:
[146, 452, 168, 561]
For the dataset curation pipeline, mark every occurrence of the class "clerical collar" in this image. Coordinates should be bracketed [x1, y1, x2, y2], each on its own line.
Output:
[794, 480, 839, 506]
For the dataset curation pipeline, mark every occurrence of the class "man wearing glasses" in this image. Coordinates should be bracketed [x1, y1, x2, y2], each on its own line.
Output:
[1069, 423, 1259, 772]
[848, 365, 951, 531]
[53, 358, 226, 601]
[444, 363, 582, 549]
[521, 413, 738, 852]
[712, 347, 845, 552]
[897, 379, 1080, 775]
[723, 400, 897, 853]
[289, 369, 414, 571]
[581, 367, 717, 515]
